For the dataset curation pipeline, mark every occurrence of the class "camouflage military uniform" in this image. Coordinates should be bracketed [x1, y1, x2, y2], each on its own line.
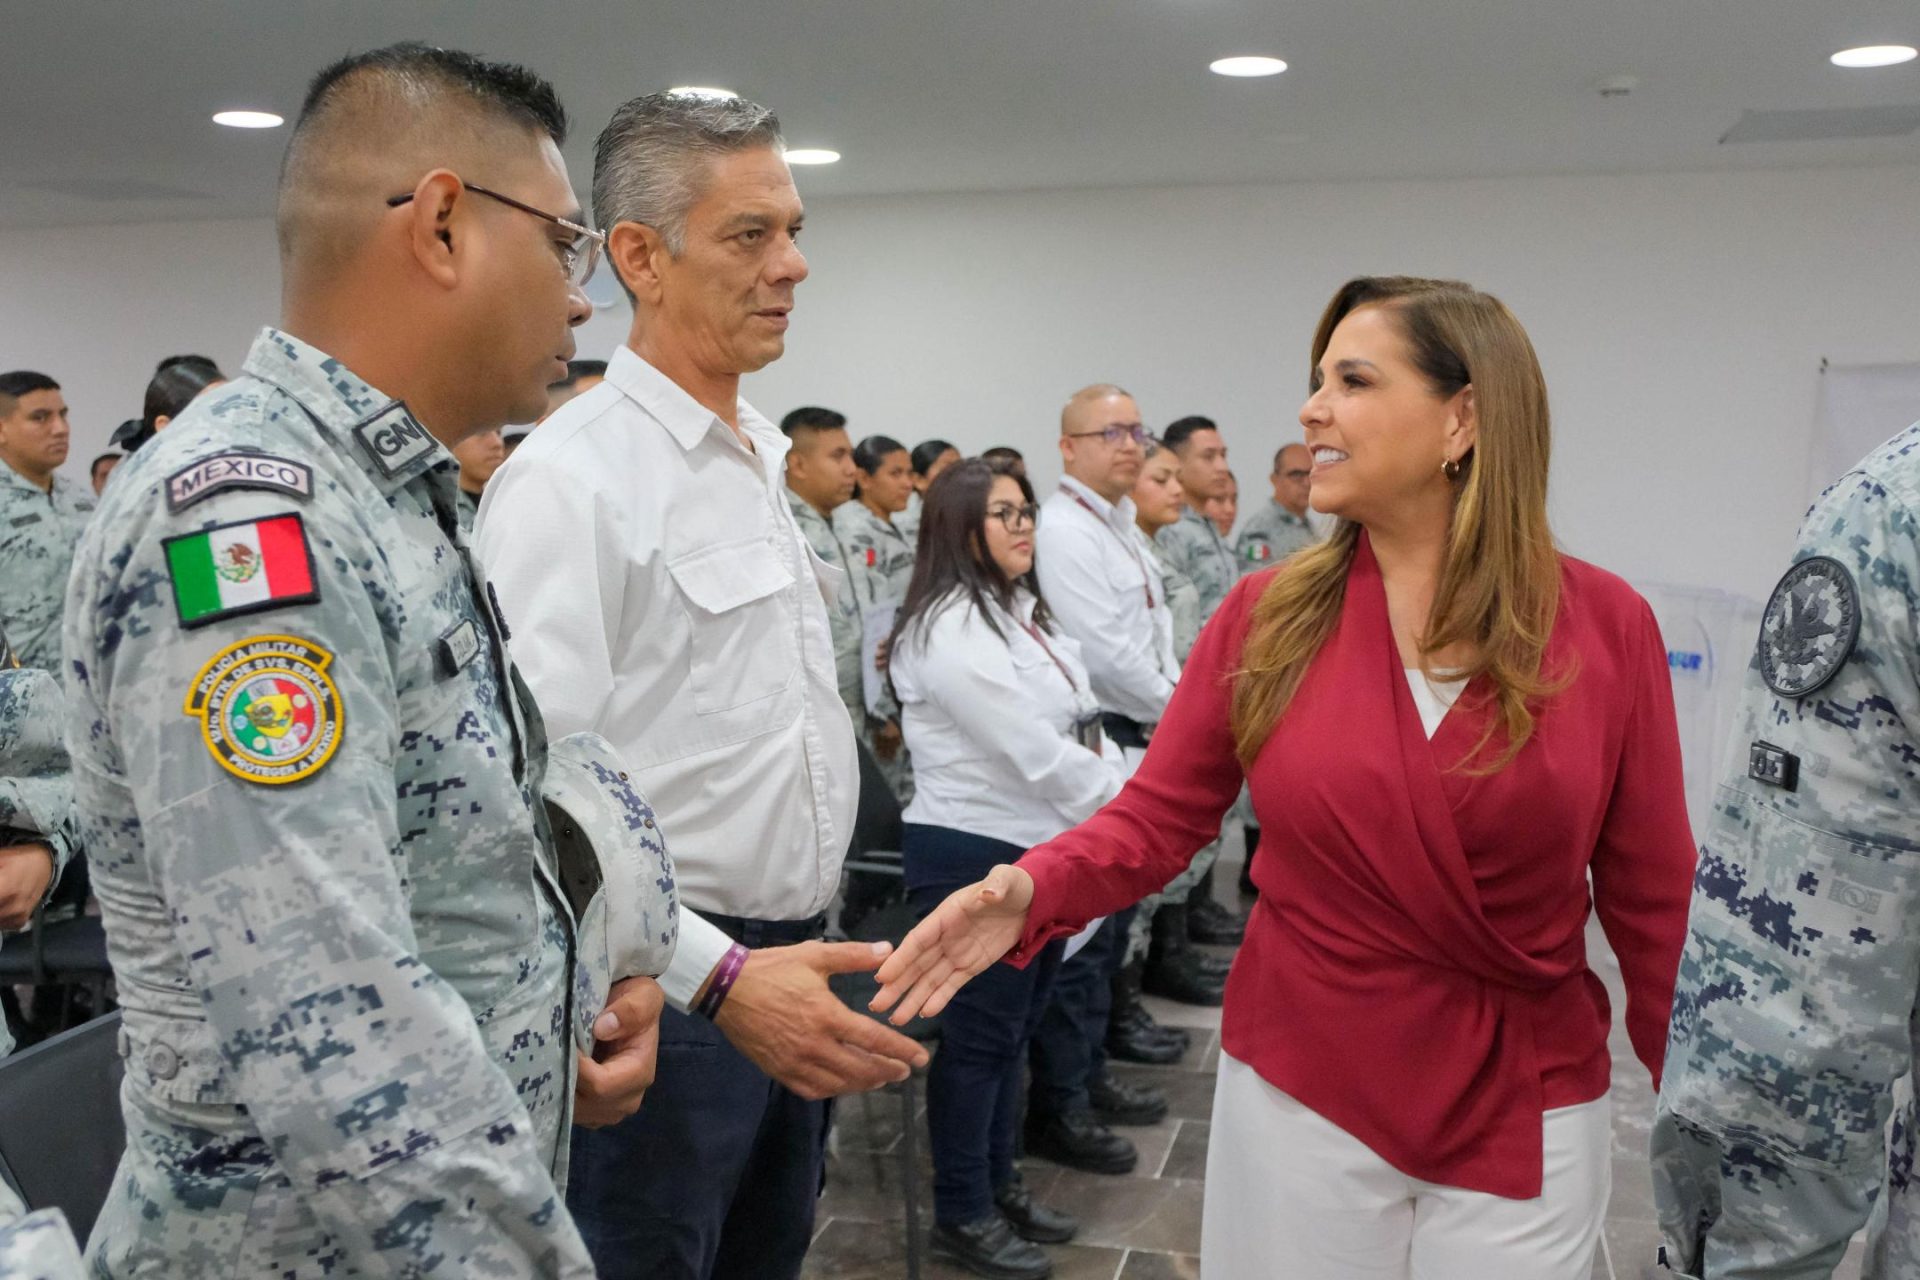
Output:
[834, 499, 915, 804]
[1234, 499, 1316, 576]
[1156, 504, 1237, 620]
[455, 483, 481, 535]
[1127, 535, 1216, 963]
[0, 664, 81, 1061]
[1652, 421, 1920, 1278]
[787, 489, 864, 720]
[65, 328, 596, 1277]
[0, 1207, 84, 1279]
[0, 462, 94, 675]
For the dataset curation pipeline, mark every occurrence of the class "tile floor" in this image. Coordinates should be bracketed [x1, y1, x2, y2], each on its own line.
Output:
[801, 853, 1869, 1279]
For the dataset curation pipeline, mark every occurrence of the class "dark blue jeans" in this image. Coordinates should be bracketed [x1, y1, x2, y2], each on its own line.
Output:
[1027, 905, 1134, 1117]
[565, 913, 830, 1280]
[904, 824, 1064, 1225]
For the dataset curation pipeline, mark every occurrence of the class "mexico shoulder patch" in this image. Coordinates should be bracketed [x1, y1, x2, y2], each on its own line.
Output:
[183, 634, 344, 785]
[163, 513, 319, 629]
[1758, 555, 1861, 698]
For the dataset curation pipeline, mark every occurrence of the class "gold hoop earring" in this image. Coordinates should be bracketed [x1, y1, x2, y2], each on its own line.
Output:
[1441, 456, 1462, 481]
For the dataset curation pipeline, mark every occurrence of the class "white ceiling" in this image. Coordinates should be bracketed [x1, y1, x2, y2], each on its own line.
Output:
[3, 0, 1918, 229]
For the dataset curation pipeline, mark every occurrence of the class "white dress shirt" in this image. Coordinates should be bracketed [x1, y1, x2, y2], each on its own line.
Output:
[475, 346, 858, 1009]
[1034, 475, 1179, 723]
[893, 589, 1123, 850]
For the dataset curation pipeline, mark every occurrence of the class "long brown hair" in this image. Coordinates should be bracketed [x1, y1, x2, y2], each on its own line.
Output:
[1228, 276, 1565, 772]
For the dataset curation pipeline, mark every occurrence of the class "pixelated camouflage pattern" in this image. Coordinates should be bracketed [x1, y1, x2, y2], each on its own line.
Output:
[0, 1205, 84, 1279]
[833, 499, 915, 803]
[1234, 500, 1316, 576]
[0, 466, 93, 676]
[64, 328, 595, 1277]
[1156, 506, 1236, 623]
[1653, 420, 1920, 1278]
[786, 490, 864, 717]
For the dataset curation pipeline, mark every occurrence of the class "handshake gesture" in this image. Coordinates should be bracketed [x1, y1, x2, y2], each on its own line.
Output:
[868, 863, 1038, 1024]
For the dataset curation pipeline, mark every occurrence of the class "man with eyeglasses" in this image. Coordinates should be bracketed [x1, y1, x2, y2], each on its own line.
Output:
[1021, 384, 1179, 1177]
[64, 44, 671, 1277]
[1237, 441, 1319, 572]
[477, 92, 929, 1280]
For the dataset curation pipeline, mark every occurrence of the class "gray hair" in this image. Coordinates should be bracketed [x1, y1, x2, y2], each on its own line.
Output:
[593, 92, 784, 270]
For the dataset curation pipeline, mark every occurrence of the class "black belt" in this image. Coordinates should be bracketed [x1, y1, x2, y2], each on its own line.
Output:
[699, 911, 828, 948]
[1101, 713, 1153, 750]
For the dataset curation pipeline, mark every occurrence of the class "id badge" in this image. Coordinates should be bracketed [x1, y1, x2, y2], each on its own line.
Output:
[1074, 713, 1104, 756]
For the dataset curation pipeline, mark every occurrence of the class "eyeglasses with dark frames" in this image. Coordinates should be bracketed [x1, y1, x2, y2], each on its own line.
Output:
[1064, 423, 1152, 448]
[386, 182, 605, 287]
[986, 502, 1039, 531]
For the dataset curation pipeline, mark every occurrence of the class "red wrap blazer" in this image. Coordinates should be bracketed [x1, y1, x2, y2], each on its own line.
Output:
[1011, 535, 1696, 1197]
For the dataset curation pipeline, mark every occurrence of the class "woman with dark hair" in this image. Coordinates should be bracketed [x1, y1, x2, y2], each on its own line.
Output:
[875, 278, 1695, 1278]
[837, 433, 918, 802]
[899, 437, 961, 541]
[889, 458, 1121, 1280]
[110, 355, 226, 455]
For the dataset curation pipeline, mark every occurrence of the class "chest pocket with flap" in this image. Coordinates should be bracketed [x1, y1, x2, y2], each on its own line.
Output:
[666, 538, 799, 714]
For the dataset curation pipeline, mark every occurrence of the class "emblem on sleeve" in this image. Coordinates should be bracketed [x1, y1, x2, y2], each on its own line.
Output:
[182, 634, 344, 785]
[167, 452, 315, 513]
[1757, 555, 1860, 698]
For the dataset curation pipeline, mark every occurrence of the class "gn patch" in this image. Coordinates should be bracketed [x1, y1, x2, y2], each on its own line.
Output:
[166, 452, 314, 513]
[183, 634, 343, 785]
[351, 401, 436, 478]
[1758, 555, 1860, 698]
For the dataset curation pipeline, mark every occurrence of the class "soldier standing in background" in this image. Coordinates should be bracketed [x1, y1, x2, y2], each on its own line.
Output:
[1653, 421, 1920, 1278]
[839, 432, 918, 805]
[0, 373, 94, 677]
[1236, 441, 1317, 572]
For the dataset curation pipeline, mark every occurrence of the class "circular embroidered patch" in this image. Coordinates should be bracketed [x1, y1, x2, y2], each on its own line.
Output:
[181, 634, 344, 785]
[1758, 556, 1861, 698]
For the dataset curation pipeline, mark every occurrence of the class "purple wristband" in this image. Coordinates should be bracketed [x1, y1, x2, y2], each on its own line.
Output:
[696, 943, 750, 1021]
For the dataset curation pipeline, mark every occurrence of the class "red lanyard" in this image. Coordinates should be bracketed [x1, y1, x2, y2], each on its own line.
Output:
[1062, 488, 1156, 609]
[1018, 619, 1079, 692]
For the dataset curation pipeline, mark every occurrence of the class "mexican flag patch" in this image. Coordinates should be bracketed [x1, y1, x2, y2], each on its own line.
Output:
[163, 513, 320, 629]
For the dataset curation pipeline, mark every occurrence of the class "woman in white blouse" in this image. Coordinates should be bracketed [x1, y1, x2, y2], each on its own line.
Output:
[889, 458, 1124, 1280]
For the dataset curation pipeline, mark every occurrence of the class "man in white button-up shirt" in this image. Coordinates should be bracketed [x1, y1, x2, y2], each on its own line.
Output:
[1020, 384, 1181, 1178]
[477, 91, 927, 1280]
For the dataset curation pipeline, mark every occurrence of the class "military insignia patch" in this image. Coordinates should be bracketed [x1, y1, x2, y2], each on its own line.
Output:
[1758, 555, 1860, 698]
[167, 452, 314, 513]
[163, 513, 319, 629]
[183, 634, 344, 785]
[350, 401, 437, 478]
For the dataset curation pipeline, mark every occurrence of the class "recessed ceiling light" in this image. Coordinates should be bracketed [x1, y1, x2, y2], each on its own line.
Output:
[1831, 45, 1918, 68]
[212, 109, 283, 129]
[785, 148, 841, 165]
[667, 85, 738, 100]
[1210, 55, 1288, 78]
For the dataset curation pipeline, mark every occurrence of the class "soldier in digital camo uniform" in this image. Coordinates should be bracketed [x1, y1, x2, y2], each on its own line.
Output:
[1235, 441, 1318, 576]
[1652, 420, 1920, 1279]
[0, 372, 95, 678]
[63, 45, 671, 1278]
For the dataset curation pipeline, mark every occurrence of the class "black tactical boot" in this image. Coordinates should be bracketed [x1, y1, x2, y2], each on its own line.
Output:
[994, 1173, 1078, 1244]
[1141, 905, 1226, 1007]
[930, 1213, 1053, 1279]
[1106, 960, 1188, 1064]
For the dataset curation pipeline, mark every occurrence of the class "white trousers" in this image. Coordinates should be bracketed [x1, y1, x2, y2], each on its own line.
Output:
[1202, 1053, 1610, 1280]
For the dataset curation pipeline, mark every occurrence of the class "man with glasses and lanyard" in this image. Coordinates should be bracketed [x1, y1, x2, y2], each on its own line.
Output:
[63, 45, 671, 1276]
[1023, 384, 1178, 1176]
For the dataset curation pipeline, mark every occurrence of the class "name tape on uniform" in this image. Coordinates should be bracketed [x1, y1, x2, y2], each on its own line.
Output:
[182, 633, 344, 786]
[167, 453, 314, 513]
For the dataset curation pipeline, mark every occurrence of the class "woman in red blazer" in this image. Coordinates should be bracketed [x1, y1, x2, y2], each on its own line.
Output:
[872, 276, 1697, 1280]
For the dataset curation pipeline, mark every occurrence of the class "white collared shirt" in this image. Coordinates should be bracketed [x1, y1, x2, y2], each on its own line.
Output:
[476, 346, 858, 1009]
[892, 590, 1123, 849]
[1035, 475, 1179, 723]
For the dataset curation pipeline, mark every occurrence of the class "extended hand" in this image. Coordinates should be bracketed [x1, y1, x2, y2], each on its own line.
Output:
[574, 976, 666, 1128]
[0, 843, 54, 932]
[869, 864, 1034, 1024]
[714, 940, 931, 1100]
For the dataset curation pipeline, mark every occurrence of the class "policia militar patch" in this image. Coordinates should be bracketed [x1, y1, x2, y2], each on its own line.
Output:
[1758, 555, 1861, 698]
[183, 634, 343, 785]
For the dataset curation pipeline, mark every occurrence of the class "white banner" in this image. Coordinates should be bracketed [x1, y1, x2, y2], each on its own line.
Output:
[1636, 581, 1765, 839]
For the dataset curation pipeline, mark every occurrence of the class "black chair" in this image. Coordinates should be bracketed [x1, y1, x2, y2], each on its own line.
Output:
[828, 898, 943, 1280]
[0, 860, 114, 1035]
[0, 1011, 125, 1243]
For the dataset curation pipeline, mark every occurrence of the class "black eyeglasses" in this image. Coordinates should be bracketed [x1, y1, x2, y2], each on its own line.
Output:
[986, 502, 1039, 531]
[1065, 423, 1151, 448]
[387, 182, 605, 287]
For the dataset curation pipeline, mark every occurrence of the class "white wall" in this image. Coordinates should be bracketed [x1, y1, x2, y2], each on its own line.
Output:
[5, 163, 1918, 599]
